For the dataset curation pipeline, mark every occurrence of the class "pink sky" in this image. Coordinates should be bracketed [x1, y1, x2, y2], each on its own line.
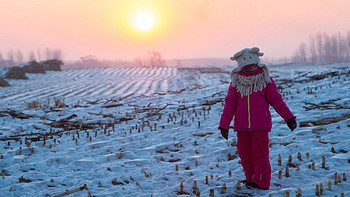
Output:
[0, 0, 350, 62]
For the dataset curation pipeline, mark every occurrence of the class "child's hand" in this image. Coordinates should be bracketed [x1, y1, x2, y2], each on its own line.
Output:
[219, 128, 229, 140]
[287, 118, 297, 131]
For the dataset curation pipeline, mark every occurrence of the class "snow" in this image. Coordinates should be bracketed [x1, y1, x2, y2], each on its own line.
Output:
[18, 63, 31, 68]
[0, 63, 349, 196]
[0, 68, 8, 78]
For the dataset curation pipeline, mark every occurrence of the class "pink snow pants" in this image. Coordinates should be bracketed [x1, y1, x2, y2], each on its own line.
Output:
[237, 131, 271, 189]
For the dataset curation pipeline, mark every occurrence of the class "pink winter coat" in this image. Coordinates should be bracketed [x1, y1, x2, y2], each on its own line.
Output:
[219, 77, 295, 132]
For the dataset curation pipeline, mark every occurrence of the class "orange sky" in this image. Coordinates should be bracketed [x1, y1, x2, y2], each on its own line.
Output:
[0, 0, 350, 62]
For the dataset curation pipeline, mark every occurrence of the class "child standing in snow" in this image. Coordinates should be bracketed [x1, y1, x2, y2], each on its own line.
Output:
[219, 47, 297, 190]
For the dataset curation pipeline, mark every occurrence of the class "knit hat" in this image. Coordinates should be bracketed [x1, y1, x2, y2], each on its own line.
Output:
[229, 47, 271, 96]
[230, 47, 263, 72]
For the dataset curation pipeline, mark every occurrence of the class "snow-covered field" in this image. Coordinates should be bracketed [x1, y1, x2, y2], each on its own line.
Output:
[0, 63, 349, 197]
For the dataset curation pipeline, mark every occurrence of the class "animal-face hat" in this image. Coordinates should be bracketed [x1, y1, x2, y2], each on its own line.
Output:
[229, 47, 271, 96]
[230, 47, 264, 72]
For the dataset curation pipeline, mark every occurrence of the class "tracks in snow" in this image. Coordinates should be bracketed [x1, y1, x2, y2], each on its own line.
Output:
[0, 66, 198, 107]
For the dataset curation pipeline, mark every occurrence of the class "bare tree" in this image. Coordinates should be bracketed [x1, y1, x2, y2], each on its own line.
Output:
[28, 50, 36, 61]
[133, 51, 166, 67]
[147, 51, 166, 67]
[36, 49, 42, 61]
[309, 35, 317, 62]
[338, 32, 345, 61]
[315, 33, 325, 62]
[330, 34, 339, 62]
[15, 49, 24, 64]
[7, 49, 14, 62]
[347, 32, 350, 61]
[292, 31, 350, 63]
[133, 57, 148, 67]
[43, 48, 63, 60]
[44, 48, 54, 59]
[346, 33, 350, 61]
[52, 48, 63, 60]
[298, 42, 308, 62]
[291, 42, 308, 62]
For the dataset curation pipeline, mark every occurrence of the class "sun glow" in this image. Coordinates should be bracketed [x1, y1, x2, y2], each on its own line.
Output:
[132, 12, 155, 32]
[109, 0, 171, 42]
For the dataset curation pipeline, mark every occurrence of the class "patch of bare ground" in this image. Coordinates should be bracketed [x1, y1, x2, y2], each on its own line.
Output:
[192, 132, 215, 137]
[46, 114, 133, 131]
[1, 110, 35, 119]
[299, 112, 350, 127]
[276, 69, 350, 85]
[178, 67, 229, 74]
[302, 99, 350, 111]
[0, 77, 10, 87]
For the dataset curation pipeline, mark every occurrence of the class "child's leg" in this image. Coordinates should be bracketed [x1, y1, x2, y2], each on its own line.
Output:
[236, 132, 254, 182]
[251, 131, 271, 189]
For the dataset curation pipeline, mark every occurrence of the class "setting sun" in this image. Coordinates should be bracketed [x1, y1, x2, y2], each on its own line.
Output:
[108, 0, 170, 42]
[132, 12, 155, 32]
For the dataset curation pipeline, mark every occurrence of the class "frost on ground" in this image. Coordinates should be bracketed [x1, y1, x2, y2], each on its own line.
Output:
[0, 63, 349, 197]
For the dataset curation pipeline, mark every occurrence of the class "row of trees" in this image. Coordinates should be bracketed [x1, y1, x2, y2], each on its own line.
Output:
[292, 31, 350, 63]
[0, 48, 63, 67]
[133, 51, 166, 67]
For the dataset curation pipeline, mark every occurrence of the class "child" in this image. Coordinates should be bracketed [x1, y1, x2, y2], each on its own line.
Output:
[219, 47, 297, 190]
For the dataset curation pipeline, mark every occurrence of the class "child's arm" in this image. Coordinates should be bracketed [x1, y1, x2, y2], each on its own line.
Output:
[266, 78, 297, 130]
[219, 83, 238, 130]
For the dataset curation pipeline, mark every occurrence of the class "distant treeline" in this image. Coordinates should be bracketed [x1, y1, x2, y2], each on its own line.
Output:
[292, 31, 350, 63]
[0, 48, 62, 67]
